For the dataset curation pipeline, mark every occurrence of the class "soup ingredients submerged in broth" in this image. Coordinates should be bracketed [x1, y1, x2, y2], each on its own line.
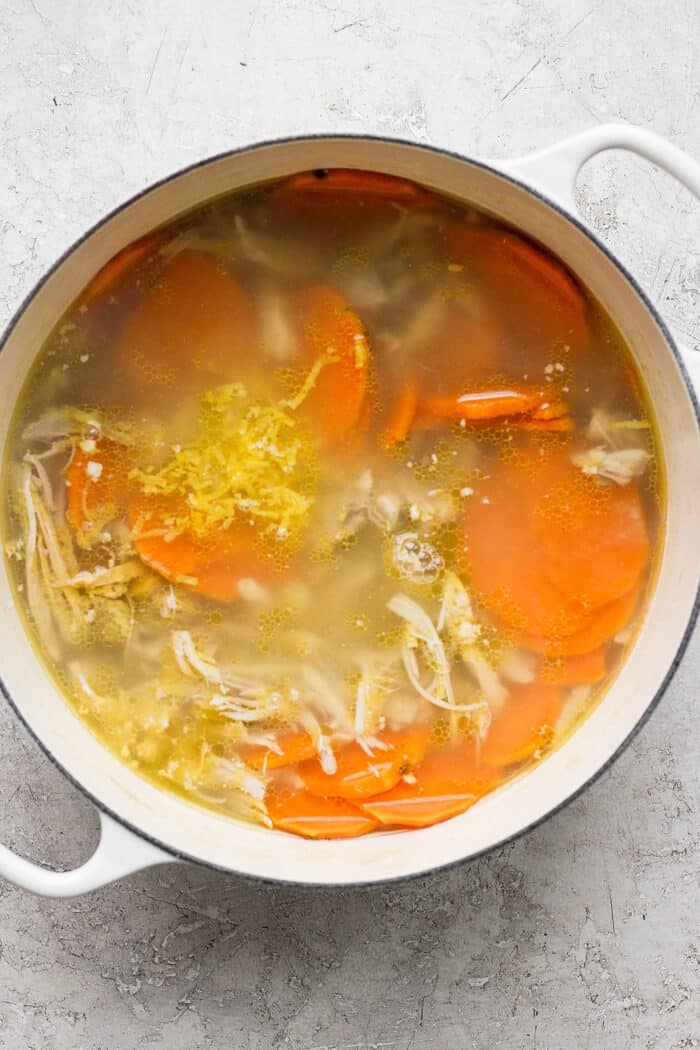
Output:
[4, 169, 660, 839]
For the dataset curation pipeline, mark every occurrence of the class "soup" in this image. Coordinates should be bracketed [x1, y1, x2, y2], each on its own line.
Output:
[2, 170, 661, 839]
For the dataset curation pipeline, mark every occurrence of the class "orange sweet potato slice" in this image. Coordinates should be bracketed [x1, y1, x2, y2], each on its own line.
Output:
[540, 646, 607, 686]
[445, 224, 589, 354]
[461, 449, 649, 640]
[267, 789, 379, 839]
[129, 495, 279, 602]
[66, 439, 130, 539]
[426, 302, 504, 386]
[292, 284, 370, 450]
[480, 682, 562, 768]
[274, 169, 427, 206]
[414, 388, 571, 431]
[80, 231, 163, 306]
[421, 387, 543, 421]
[379, 374, 419, 450]
[298, 726, 428, 801]
[514, 584, 642, 658]
[531, 460, 650, 610]
[238, 730, 317, 771]
[115, 251, 257, 394]
[360, 739, 502, 828]
[461, 459, 593, 639]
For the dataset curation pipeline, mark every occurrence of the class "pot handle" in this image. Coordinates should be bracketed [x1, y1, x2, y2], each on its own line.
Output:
[0, 810, 173, 897]
[501, 122, 700, 214]
[503, 124, 700, 394]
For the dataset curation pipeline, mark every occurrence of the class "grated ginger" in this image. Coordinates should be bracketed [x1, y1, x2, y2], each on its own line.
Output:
[131, 383, 316, 541]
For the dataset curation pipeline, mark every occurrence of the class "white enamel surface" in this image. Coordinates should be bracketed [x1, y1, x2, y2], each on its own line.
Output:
[500, 123, 700, 214]
[0, 813, 169, 897]
[0, 133, 698, 889]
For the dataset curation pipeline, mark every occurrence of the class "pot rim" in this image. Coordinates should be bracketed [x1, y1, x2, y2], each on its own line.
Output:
[1, 131, 698, 889]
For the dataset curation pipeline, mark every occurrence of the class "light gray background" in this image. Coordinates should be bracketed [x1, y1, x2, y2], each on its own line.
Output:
[1, 2, 699, 1048]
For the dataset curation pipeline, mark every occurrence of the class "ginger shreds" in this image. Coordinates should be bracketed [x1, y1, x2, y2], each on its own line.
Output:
[131, 383, 316, 541]
[281, 351, 338, 411]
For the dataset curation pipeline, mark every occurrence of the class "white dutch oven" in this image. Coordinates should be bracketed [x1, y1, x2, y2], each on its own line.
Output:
[1, 124, 699, 896]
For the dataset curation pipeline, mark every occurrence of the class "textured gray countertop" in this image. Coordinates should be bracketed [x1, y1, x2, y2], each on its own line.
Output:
[0, 2, 699, 1047]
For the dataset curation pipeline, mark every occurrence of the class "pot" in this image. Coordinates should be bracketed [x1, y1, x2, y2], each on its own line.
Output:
[1, 124, 699, 896]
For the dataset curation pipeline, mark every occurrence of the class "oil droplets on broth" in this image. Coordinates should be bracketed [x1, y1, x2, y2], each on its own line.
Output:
[2, 169, 661, 838]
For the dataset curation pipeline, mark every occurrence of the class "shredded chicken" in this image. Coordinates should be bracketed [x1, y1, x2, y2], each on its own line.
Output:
[352, 667, 395, 737]
[257, 282, 299, 362]
[331, 469, 458, 548]
[160, 585, 179, 619]
[439, 571, 508, 707]
[334, 469, 401, 538]
[333, 261, 389, 310]
[55, 560, 147, 590]
[199, 756, 271, 827]
[233, 215, 318, 277]
[499, 647, 538, 685]
[554, 685, 593, 739]
[237, 577, 271, 603]
[588, 409, 651, 448]
[301, 666, 354, 732]
[23, 406, 135, 447]
[393, 289, 447, 354]
[20, 463, 132, 648]
[172, 630, 222, 686]
[571, 445, 650, 485]
[387, 592, 487, 715]
[297, 710, 337, 774]
[573, 409, 651, 485]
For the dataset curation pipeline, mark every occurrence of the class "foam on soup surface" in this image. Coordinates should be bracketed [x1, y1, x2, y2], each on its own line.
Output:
[2, 170, 661, 838]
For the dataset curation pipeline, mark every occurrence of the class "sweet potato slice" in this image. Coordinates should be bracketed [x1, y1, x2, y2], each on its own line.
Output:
[514, 584, 642, 658]
[480, 682, 562, 768]
[298, 726, 428, 800]
[115, 251, 257, 394]
[414, 388, 571, 431]
[274, 168, 427, 207]
[379, 374, 419, 450]
[129, 496, 279, 602]
[267, 789, 378, 839]
[460, 458, 594, 639]
[239, 730, 317, 771]
[422, 302, 504, 387]
[292, 284, 370, 450]
[360, 739, 502, 828]
[531, 459, 650, 610]
[80, 231, 163, 306]
[66, 439, 130, 541]
[540, 646, 607, 686]
[461, 449, 649, 640]
[445, 224, 589, 354]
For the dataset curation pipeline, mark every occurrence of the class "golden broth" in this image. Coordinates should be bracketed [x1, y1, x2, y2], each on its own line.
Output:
[2, 170, 662, 838]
